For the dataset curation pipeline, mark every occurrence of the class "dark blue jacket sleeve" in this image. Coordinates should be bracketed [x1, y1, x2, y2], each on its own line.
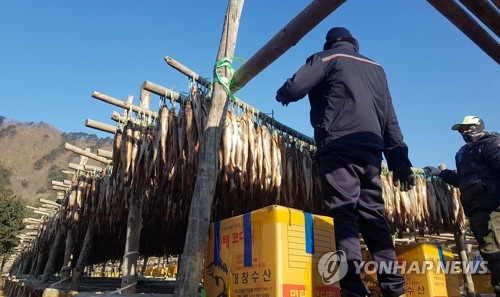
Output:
[276, 54, 326, 105]
[439, 169, 459, 187]
[484, 135, 500, 180]
[382, 86, 413, 171]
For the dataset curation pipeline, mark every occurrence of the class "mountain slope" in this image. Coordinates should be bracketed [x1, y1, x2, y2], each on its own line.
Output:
[0, 116, 113, 206]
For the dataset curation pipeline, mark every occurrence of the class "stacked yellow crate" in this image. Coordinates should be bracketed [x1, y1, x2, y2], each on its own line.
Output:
[361, 243, 461, 297]
[204, 205, 340, 297]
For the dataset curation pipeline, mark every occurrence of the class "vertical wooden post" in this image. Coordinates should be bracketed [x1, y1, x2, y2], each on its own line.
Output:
[21, 252, 31, 275]
[29, 251, 38, 275]
[34, 247, 48, 277]
[119, 90, 150, 294]
[454, 230, 475, 296]
[173, 1, 244, 296]
[71, 222, 96, 290]
[41, 226, 65, 283]
[61, 178, 86, 279]
[60, 227, 75, 279]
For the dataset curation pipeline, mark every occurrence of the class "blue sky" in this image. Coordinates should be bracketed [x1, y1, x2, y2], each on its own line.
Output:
[0, 1, 498, 170]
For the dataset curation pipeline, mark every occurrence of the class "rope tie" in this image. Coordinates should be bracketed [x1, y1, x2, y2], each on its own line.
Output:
[213, 57, 246, 102]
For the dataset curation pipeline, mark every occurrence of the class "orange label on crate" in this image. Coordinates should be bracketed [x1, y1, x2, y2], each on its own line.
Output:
[283, 284, 340, 297]
[283, 284, 307, 297]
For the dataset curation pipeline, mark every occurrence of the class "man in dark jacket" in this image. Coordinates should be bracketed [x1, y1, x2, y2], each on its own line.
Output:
[276, 27, 414, 297]
[425, 116, 500, 296]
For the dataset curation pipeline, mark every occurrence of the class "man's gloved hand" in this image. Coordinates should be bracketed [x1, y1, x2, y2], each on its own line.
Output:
[393, 167, 416, 192]
[275, 87, 289, 107]
[423, 166, 441, 177]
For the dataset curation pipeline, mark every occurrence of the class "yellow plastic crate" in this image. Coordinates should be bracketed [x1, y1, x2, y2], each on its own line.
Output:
[204, 205, 340, 297]
[472, 274, 493, 294]
[361, 243, 460, 297]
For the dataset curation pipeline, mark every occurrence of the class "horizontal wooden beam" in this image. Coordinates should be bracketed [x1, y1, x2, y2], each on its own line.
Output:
[51, 181, 69, 188]
[23, 218, 42, 223]
[42, 204, 59, 210]
[164, 56, 212, 88]
[52, 185, 69, 191]
[39, 198, 61, 207]
[24, 225, 39, 230]
[33, 210, 51, 217]
[68, 162, 103, 173]
[84, 164, 103, 172]
[85, 119, 117, 134]
[92, 91, 158, 118]
[427, 0, 500, 64]
[142, 81, 190, 104]
[97, 149, 113, 159]
[65, 143, 112, 165]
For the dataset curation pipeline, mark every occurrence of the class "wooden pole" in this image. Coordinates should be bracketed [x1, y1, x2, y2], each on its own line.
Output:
[139, 89, 151, 114]
[51, 181, 69, 188]
[91, 91, 158, 118]
[71, 220, 96, 290]
[40, 227, 65, 283]
[97, 149, 113, 159]
[64, 143, 112, 165]
[85, 119, 117, 134]
[68, 163, 102, 173]
[33, 210, 51, 217]
[41, 204, 59, 210]
[111, 111, 148, 128]
[60, 228, 75, 279]
[52, 185, 69, 192]
[164, 56, 212, 89]
[427, 0, 500, 64]
[142, 81, 190, 104]
[454, 230, 476, 296]
[111, 111, 127, 124]
[493, 0, 500, 10]
[458, 0, 500, 37]
[173, 0, 244, 296]
[230, 0, 347, 93]
[119, 84, 151, 294]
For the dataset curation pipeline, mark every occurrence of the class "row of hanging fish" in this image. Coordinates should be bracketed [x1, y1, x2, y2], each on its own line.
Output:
[382, 173, 467, 236]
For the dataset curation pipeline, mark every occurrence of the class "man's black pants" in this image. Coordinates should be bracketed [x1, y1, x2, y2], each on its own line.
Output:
[318, 149, 405, 297]
[469, 210, 500, 296]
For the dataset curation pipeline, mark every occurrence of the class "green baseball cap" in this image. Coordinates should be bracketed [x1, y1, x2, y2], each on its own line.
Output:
[451, 116, 481, 130]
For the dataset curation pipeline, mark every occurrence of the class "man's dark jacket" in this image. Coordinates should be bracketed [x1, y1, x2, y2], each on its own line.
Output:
[276, 41, 412, 171]
[440, 133, 500, 216]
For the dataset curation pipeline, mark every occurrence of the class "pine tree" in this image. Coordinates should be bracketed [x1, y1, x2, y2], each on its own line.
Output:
[0, 164, 26, 273]
[0, 192, 26, 255]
